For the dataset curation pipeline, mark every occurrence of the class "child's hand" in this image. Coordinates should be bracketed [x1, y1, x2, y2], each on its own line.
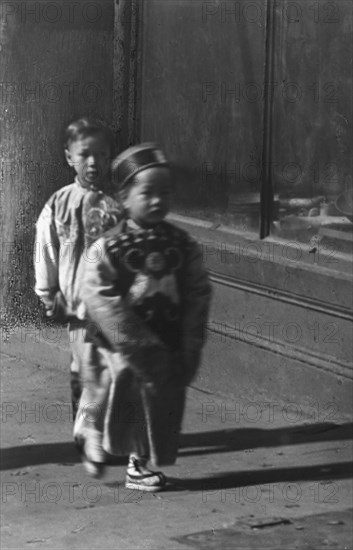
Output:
[45, 291, 68, 323]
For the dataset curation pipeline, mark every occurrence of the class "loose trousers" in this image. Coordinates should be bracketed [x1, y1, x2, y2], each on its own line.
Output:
[72, 334, 186, 466]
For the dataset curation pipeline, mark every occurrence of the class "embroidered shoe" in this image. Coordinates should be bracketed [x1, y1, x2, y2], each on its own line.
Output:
[125, 457, 166, 492]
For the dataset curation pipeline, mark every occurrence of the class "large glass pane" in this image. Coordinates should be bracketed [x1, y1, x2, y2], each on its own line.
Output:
[139, 0, 267, 234]
[270, 0, 352, 255]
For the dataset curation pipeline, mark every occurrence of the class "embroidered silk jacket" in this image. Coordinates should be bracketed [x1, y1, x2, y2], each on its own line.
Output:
[34, 179, 121, 320]
[80, 218, 212, 382]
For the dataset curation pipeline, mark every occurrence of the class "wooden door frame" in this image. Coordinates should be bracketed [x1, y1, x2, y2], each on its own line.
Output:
[113, 0, 142, 151]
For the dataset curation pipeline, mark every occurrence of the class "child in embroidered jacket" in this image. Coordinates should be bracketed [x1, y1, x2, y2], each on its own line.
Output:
[76, 143, 212, 490]
[34, 118, 122, 419]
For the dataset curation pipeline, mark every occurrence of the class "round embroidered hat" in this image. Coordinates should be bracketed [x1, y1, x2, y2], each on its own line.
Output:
[112, 143, 169, 189]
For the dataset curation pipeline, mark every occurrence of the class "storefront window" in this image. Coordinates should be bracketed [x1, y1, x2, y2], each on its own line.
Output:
[139, 0, 269, 235]
[137, 0, 352, 254]
[267, 0, 353, 255]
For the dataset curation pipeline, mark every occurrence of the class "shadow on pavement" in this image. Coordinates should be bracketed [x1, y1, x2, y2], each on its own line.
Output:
[179, 422, 353, 456]
[0, 442, 81, 470]
[1, 422, 352, 475]
[0, 441, 133, 470]
[0, 442, 129, 471]
[169, 460, 353, 491]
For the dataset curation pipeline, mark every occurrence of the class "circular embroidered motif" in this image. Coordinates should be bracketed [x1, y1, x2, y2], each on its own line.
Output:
[85, 208, 105, 237]
[145, 252, 165, 273]
[84, 205, 121, 239]
[124, 248, 145, 272]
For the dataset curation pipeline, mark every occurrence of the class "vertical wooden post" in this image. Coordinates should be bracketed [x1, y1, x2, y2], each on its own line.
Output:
[260, 0, 277, 238]
[113, 0, 141, 150]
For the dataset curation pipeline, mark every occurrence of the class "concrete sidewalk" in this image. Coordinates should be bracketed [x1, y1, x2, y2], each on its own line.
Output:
[1, 331, 352, 549]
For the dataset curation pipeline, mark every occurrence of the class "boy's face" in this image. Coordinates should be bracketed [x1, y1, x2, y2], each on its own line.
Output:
[65, 133, 111, 190]
[123, 167, 171, 228]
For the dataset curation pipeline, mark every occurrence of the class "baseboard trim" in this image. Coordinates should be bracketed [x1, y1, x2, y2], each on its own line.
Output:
[209, 271, 353, 321]
[207, 322, 353, 380]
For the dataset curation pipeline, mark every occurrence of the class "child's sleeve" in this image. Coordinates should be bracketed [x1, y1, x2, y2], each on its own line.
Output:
[80, 236, 166, 352]
[34, 200, 60, 311]
[181, 238, 212, 381]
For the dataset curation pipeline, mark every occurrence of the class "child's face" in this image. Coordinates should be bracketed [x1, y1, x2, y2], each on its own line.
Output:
[65, 133, 111, 190]
[123, 167, 171, 227]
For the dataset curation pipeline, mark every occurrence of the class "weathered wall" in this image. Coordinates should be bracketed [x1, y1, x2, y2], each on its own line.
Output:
[0, 0, 114, 328]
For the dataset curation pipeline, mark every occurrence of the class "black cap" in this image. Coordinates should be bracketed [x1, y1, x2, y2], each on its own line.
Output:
[112, 143, 169, 189]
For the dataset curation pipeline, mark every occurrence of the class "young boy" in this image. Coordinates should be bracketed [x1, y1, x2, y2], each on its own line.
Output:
[34, 117, 122, 420]
[75, 143, 212, 490]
